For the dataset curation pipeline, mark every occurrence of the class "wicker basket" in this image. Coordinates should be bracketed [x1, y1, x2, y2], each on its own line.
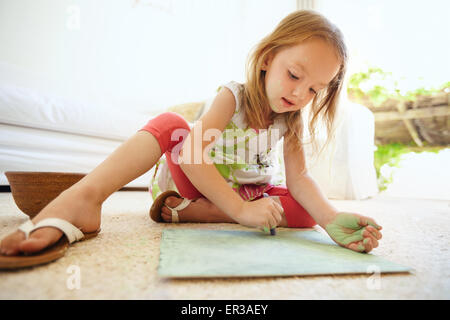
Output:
[5, 171, 86, 218]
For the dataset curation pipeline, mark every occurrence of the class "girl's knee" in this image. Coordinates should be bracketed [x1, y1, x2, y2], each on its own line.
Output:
[141, 112, 191, 153]
[152, 112, 191, 131]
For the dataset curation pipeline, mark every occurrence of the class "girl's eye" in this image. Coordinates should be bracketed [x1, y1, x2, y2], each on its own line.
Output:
[289, 70, 317, 94]
[288, 71, 299, 80]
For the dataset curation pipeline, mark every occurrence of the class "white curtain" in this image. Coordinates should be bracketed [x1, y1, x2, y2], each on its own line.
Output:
[297, 0, 315, 10]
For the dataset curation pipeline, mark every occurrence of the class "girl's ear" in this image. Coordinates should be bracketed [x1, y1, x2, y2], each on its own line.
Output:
[261, 53, 274, 71]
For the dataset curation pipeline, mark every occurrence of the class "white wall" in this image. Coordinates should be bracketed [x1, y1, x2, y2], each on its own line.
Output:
[315, 0, 450, 91]
[0, 0, 297, 112]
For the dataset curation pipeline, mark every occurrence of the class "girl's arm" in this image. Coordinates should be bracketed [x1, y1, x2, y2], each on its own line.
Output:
[179, 88, 283, 229]
[282, 137, 338, 228]
[179, 87, 243, 217]
[283, 137, 383, 252]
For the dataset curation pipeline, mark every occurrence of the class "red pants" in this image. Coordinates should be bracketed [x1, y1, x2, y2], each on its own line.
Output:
[139, 112, 316, 228]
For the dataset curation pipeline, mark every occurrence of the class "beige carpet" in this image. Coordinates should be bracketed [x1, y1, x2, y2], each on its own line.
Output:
[0, 190, 448, 299]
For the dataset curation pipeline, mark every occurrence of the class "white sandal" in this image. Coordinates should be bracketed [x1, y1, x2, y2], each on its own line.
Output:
[149, 190, 192, 223]
[0, 218, 100, 269]
[18, 218, 86, 243]
[165, 198, 191, 223]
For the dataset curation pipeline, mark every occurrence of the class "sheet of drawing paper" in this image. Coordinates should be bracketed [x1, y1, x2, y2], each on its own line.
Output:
[158, 228, 411, 278]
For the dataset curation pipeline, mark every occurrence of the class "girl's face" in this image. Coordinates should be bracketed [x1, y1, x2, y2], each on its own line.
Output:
[262, 37, 341, 113]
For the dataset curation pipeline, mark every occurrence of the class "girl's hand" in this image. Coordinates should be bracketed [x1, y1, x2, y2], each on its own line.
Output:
[325, 212, 382, 253]
[234, 197, 284, 233]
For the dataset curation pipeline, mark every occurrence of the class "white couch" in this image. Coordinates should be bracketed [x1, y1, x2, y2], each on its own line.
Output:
[0, 83, 159, 188]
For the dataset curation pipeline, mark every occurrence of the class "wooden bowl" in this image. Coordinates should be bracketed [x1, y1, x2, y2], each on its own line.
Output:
[5, 171, 86, 218]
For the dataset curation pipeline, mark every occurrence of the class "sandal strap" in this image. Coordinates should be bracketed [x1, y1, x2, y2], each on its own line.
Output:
[18, 218, 85, 244]
[172, 211, 179, 223]
[18, 220, 35, 239]
[165, 198, 191, 223]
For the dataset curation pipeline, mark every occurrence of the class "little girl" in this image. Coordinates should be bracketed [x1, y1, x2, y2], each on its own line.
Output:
[0, 10, 382, 261]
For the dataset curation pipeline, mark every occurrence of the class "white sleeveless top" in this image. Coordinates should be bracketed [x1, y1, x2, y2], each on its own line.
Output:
[149, 81, 288, 200]
[208, 81, 288, 187]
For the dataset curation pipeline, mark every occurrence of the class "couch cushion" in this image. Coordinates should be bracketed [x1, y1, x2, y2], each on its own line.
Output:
[0, 84, 155, 141]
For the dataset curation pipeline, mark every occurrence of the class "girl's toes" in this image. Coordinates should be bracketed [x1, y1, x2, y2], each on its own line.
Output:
[162, 196, 191, 222]
[161, 209, 172, 222]
[19, 228, 62, 254]
[19, 238, 51, 253]
[2, 246, 20, 256]
[164, 196, 181, 208]
[0, 231, 25, 256]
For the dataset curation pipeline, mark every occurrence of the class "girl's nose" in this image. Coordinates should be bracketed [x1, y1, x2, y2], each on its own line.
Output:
[292, 85, 307, 101]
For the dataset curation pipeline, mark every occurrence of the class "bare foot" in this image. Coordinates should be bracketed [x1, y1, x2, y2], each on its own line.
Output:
[161, 196, 236, 223]
[0, 185, 102, 256]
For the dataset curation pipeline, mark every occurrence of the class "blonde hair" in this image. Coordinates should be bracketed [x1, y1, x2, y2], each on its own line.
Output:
[241, 10, 348, 154]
